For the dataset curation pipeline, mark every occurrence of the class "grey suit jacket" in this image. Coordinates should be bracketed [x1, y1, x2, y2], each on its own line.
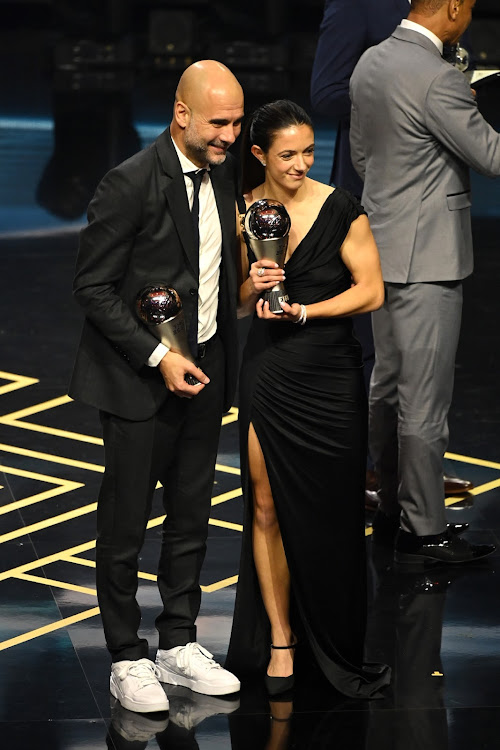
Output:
[350, 26, 500, 283]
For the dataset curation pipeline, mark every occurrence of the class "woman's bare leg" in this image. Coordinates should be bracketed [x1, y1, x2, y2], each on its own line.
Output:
[248, 423, 295, 677]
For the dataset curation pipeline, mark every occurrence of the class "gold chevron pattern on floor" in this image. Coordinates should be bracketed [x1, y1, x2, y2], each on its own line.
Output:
[1, 370, 499, 652]
[0, 371, 242, 651]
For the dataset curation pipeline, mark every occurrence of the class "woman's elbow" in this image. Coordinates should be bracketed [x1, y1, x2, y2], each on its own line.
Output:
[368, 283, 385, 312]
[237, 294, 253, 319]
[358, 279, 384, 313]
[237, 305, 251, 320]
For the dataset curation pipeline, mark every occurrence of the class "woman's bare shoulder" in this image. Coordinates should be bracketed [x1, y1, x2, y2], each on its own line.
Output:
[307, 177, 335, 199]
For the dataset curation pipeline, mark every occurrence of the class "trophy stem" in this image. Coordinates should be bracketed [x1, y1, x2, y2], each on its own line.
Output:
[155, 314, 200, 385]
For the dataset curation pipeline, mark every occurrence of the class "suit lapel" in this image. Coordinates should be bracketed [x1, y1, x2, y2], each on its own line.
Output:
[162, 179, 199, 278]
[155, 128, 236, 298]
[155, 129, 199, 278]
[210, 163, 237, 299]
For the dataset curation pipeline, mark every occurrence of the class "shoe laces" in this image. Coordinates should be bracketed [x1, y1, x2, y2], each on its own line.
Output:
[117, 658, 161, 687]
[177, 642, 221, 673]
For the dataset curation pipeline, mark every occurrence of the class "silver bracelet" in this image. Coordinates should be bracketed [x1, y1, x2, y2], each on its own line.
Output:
[294, 304, 307, 325]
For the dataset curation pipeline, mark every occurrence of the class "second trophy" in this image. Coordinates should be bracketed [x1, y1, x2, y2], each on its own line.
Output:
[136, 284, 200, 385]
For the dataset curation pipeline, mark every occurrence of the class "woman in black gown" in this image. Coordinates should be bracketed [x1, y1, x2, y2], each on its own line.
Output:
[225, 100, 390, 699]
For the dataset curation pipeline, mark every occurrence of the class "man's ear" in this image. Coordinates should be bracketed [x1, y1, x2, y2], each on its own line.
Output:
[449, 0, 461, 20]
[174, 100, 190, 129]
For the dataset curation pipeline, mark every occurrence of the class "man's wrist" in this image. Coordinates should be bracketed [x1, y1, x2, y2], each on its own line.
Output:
[147, 342, 169, 367]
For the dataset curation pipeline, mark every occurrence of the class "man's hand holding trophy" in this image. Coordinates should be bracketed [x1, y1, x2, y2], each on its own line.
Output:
[136, 284, 209, 398]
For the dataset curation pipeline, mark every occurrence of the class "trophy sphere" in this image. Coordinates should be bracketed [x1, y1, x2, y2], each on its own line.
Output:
[136, 284, 182, 326]
[245, 199, 291, 240]
[454, 45, 469, 72]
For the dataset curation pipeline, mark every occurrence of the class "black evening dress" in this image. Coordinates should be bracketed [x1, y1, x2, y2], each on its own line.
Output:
[225, 188, 390, 698]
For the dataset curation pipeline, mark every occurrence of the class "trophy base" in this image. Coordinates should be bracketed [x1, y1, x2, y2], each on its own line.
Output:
[264, 288, 290, 315]
[185, 374, 201, 386]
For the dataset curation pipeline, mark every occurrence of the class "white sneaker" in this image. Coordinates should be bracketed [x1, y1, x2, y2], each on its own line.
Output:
[155, 642, 241, 696]
[110, 658, 170, 713]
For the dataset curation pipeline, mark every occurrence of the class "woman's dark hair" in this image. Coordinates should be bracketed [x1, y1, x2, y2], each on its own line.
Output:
[240, 99, 313, 195]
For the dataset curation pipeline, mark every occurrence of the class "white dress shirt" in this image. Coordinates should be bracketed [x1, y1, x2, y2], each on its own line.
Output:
[147, 138, 223, 367]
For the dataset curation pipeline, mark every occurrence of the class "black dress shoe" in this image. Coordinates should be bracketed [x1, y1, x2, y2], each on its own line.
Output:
[394, 529, 495, 566]
[265, 643, 296, 697]
[444, 475, 474, 495]
[372, 510, 469, 548]
[265, 673, 294, 697]
[448, 522, 469, 534]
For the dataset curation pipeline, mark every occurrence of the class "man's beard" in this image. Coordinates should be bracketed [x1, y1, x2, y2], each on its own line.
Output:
[184, 125, 227, 167]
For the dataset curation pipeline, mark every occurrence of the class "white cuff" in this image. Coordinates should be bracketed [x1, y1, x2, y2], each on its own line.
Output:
[147, 342, 169, 367]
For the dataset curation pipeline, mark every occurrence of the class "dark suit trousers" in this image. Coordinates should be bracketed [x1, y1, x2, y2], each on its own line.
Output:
[96, 335, 225, 662]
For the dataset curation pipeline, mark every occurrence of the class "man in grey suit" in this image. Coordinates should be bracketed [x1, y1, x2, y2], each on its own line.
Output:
[310, 0, 475, 506]
[350, 0, 500, 564]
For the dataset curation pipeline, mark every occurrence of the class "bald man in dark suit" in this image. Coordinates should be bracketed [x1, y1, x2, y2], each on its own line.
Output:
[70, 60, 244, 713]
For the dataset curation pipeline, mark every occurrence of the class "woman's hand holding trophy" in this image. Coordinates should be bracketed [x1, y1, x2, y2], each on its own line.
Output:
[245, 199, 304, 323]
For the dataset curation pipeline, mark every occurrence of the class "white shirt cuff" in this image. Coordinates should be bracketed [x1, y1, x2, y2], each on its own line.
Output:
[147, 342, 169, 367]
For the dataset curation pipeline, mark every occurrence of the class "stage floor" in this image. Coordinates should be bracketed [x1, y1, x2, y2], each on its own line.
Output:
[1, 113, 500, 749]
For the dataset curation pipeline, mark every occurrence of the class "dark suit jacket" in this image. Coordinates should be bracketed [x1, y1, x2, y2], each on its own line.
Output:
[69, 128, 239, 420]
[310, 0, 412, 195]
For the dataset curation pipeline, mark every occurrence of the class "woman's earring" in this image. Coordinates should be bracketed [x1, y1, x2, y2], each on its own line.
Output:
[261, 160, 266, 167]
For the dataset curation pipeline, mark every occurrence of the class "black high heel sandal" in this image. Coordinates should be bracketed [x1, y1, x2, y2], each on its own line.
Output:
[264, 642, 297, 697]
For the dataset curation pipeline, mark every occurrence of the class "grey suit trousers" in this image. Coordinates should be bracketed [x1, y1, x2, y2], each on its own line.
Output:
[369, 281, 463, 536]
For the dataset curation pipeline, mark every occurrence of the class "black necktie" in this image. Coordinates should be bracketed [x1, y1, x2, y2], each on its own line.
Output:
[186, 169, 206, 357]
[186, 169, 206, 247]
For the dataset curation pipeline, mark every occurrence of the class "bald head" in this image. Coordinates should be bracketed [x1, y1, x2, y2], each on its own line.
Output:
[171, 60, 244, 168]
[176, 60, 242, 110]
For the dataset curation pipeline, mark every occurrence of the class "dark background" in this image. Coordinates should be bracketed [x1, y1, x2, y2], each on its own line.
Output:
[2, 0, 500, 228]
[1, 0, 498, 118]
[0, 0, 327, 120]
